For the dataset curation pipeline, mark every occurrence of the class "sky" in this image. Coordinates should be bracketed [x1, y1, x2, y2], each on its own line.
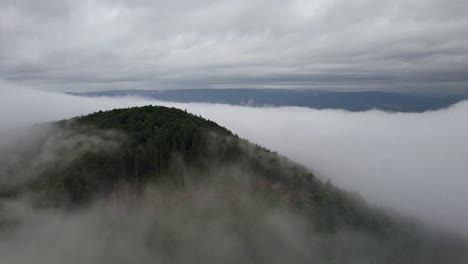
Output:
[1, 0, 468, 92]
[1, 85, 468, 236]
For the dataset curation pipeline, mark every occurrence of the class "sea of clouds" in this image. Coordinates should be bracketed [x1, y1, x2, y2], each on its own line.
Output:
[1, 82, 468, 236]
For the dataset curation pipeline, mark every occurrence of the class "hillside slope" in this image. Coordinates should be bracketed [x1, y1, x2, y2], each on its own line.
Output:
[1, 105, 467, 263]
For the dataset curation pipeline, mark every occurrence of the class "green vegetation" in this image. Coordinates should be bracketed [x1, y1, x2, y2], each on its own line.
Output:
[26, 106, 387, 233]
[1, 105, 467, 263]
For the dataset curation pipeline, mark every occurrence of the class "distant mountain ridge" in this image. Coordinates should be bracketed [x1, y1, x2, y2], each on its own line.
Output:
[69, 89, 468, 112]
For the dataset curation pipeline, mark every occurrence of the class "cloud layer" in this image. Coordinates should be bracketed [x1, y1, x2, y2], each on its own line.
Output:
[187, 102, 468, 235]
[1, 0, 468, 92]
[1, 84, 468, 236]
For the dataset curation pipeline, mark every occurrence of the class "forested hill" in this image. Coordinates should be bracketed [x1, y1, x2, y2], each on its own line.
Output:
[1, 105, 468, 263]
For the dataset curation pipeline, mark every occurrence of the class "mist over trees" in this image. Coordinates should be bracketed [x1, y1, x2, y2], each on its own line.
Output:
[1, 105, 467, 263]
[1, 0, 467, 261]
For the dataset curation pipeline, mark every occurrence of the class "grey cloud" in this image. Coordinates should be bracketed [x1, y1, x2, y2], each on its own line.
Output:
[0, 0, 467, 92]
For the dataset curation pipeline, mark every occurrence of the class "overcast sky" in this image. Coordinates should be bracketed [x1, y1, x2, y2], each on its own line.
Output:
[1, 0, 467, 92]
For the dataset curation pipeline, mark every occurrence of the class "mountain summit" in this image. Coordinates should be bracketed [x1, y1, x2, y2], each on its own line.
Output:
[1, 105, 467, 263]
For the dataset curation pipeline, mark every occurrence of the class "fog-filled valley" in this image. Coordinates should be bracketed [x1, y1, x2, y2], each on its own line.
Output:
[2, 0, 468, 261]
[1, 85, 468, 263]
[2, 85, 468, 233]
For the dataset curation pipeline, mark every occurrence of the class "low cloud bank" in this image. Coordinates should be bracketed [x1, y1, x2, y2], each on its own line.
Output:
[181, 102, 468, 235]
[1, 83, 468, 236]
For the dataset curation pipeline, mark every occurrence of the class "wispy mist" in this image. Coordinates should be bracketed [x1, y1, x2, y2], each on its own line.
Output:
[1, 184, 441, 264]
[1, 82, 468, 236]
